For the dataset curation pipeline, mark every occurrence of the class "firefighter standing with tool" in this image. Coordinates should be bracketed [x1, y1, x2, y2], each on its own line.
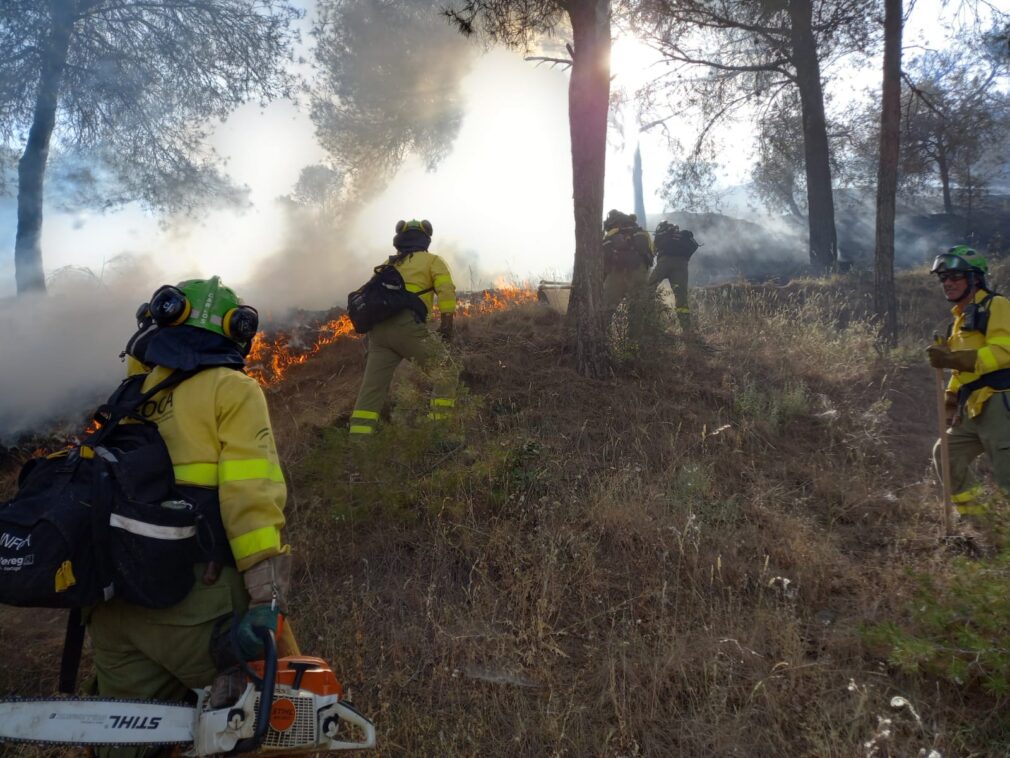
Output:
[650, 220, 700, 333]
[348, 219, 458, 437]
[927, 247, 1010, 540]
[91, 276, 293, 757]
[601, 209, 654, 330]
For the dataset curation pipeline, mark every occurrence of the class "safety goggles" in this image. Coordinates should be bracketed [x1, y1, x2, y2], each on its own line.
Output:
[937, 271, 967, 282]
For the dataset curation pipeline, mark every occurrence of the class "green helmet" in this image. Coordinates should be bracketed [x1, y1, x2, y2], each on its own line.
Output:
[931, 246, 988, 277]
[148, 275, 259, 344]
[395, 219, 433, 237]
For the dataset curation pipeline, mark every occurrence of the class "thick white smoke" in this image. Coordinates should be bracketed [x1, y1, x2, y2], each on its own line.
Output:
[0, 258, 168, 442]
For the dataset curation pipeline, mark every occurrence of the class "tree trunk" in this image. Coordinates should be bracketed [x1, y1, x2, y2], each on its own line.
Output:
[937, 147, 953, 214]
[564, 0, 611, 377]
[874, 0, 902, 349]
[789, 0, 837, 274]
[633, 142, 646, 227]
[784, 178, 803, 218]
[15, 0, 75, 295]
[965, 164, 973, 234]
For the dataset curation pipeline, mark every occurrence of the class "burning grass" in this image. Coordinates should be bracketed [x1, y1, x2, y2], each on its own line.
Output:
[246, 287, 539, 386]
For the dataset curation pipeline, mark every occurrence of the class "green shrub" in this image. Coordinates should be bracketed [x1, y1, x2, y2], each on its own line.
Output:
[866, 552, 1010, 695]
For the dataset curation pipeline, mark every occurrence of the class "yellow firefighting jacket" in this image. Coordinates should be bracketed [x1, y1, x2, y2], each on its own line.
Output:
[392, 250, 456, 316]
[946, 289, 1010, 418]
[603, 226, 654, 272]
[128, 362, 287, 571]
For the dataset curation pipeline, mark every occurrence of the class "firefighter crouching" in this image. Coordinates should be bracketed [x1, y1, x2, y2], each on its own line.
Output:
[927, 248, 1010, 540]
[349, 219, 459, 437]
[90, 276, 293, 758]
[601, 209, 654, 331]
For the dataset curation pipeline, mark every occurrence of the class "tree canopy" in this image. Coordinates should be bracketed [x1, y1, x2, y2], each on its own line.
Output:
[1, 0, 301, 292]
[1, 0, 300, 211]
[309, 0, 478, 201]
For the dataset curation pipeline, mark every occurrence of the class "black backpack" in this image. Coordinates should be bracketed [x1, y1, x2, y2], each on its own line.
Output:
[655, 227, 699, 260]
[346, 264, 432, 334]
[604, 227, 652, 271]
[0, 370, 211, 611]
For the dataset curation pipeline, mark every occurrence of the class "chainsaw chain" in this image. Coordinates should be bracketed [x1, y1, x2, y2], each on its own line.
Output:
[0, 696, 193, 748]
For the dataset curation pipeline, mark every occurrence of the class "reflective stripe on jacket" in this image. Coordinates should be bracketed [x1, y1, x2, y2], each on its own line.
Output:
[946, 290, 1010, 418]
[132, 364, 288, 571]
[392, 250, 456, 315]
[603, 226, 654, 271]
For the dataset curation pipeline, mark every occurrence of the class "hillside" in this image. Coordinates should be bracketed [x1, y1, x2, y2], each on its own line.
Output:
[2, 269, 1009, 756]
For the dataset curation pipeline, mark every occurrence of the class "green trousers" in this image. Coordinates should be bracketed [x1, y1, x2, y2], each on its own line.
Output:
[648, 255, 691, 331]
[602, 265, 650, 331]
[934, 392, 1010, 515]
[88, 565, 247, 758]
[349, 309, 458, 435]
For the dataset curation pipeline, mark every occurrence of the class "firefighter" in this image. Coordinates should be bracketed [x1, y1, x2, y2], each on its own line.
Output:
[91, 276, 292, 757]
[927, 247, 1010, 536]
[348, 219, 458, 437]
[601, 209, 654, 330]
[649, 220, 700, 333]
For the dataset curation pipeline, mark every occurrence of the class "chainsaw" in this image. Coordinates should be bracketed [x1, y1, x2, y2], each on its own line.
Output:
[0, 629, 376, 753]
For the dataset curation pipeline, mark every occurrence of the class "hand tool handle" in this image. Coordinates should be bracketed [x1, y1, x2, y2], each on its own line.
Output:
[934, 357, 955, 536]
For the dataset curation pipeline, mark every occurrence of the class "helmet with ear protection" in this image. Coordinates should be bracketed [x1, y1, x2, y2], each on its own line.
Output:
[142, 276, 259, 345]
[394, 219, 433, 237]
[222, 302, 259, 343]
[148, 285, 192, 327]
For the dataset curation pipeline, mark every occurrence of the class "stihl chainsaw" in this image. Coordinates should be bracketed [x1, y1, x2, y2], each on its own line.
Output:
[0, 629, 375, 753]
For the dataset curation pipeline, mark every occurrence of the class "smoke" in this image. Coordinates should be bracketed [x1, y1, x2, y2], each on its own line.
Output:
[0, 256, 166, 443]
[653, 209, 810, 285]
[240, 201, 368, 317]
[309, 0, 478, 198]
[241, 194, 504, 322]
[655, 186, 985, 285]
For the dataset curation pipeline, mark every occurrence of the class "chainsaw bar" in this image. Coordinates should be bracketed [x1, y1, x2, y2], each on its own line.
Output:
[0, 696, 195, 747]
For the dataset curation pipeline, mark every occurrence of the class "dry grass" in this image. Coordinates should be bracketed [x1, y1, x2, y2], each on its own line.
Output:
[2, 266, 1008, 756]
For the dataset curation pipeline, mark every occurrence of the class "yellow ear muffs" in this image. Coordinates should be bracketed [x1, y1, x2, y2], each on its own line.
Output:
[149, 285, 191, 327]
[223, 305, 260, 343]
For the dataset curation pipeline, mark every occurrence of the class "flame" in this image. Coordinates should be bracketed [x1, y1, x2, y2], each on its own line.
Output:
[25, 416, 100, 458]
[246, 314, 356, 386]
[453, 285, 540, 317]
[246, 287, 539, 387]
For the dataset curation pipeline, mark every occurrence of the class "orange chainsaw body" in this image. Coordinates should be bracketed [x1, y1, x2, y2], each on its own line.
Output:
[248, 656, 344, 698]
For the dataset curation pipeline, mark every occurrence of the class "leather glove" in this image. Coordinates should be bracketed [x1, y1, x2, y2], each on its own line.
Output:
[439, 314, 454, 343]
[236, 553, 291, 660]
[926, 344, 977, 372]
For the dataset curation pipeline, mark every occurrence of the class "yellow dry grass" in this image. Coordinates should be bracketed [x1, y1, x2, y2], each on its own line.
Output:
[2, 265, 1008, 756]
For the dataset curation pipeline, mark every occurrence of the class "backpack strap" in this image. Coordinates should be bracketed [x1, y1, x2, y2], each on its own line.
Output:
[129, 368, 203, 411]
[375, 262, 434, 297]
[90, 369, 202, 442]
[58, 608, 85, 694]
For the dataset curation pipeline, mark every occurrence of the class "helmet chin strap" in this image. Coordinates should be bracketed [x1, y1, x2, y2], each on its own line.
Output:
[948, 276, 979, 304]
